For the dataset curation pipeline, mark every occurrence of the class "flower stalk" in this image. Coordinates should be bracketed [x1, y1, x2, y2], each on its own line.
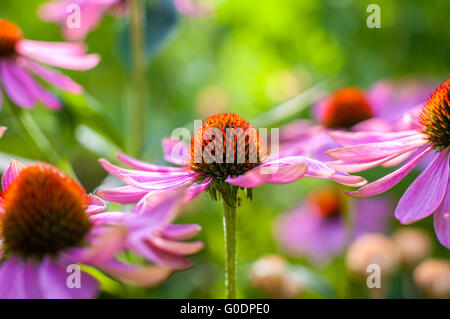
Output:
[222, 198, 237, 299]
[128, 0, 147, 157]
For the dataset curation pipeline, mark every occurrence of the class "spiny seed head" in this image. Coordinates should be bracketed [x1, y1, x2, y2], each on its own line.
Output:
[322, 87, 374, 129]
[0, 19, 22, 57]
[419, 77, 450, 151]
[188, 113, 267, 180]
[1, 164, 92, 259]
[308, 187, 340, 219]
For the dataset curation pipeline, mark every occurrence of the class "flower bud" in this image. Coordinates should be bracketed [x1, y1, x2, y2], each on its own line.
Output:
[392, 228, 432, 268]
[413, 259, 450, 299]
[346, 234, 401, 278]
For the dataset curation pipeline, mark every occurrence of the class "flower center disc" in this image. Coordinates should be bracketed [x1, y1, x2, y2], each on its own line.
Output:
[189, 113, 266, 179]
[1, 165, 91, 258]
[419, 77, 450, 151]
[0, 19, 22, 56]
[323, 87, 374, 129]
[308, 188, 340, 219]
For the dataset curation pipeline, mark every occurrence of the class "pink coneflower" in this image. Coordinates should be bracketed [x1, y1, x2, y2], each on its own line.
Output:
[280, 81, 433, 161]
[0, 160, 202, 298]
[0, 19, 99, 111]
[276, 187, 392, 263]
[326, 77, 450, 249]
[97, 113, 366, 207]
[39, 0, 212, 42]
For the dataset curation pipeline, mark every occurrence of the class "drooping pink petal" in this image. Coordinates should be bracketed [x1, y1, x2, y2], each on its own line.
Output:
[348, 145, 432, 198]
[96, 185, 148, 204]
[16, 40, 100, 71]
[395, 149, 450, 224]
[329, 130, 419, 146]
[160, 224, 202, 240]
[84, 194, 106, 214]
[327, 134, 428, 162]
[2, 159, 25, 191]
[148, 236, 204, 256]
[0, 126, 5, 138]
[226, 156, 308, 188]
[116, 152, 186, 172]
[162, 137, 188, 166]
[0, 257, 26, 298]
[22, 58, 83, 94]
[16, 39, 88, 55]
[37, 258, 98, 299]
[434, 184, 450, 248]
[0, 59, 36, 108]
[98, 259, 172, 286]
[183, 177, 212, 202]
[326, 171, 367, 187]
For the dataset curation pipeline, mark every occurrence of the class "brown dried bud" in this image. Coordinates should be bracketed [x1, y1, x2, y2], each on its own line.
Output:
[413, 259, 450, 299]
[392, 228, 432, 268]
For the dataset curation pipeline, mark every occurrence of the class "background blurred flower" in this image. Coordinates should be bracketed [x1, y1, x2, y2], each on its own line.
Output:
[0, 127, 6, 138]
[327, 76, 450, 249]
[276, 187, 392, 263]
[0, 19, 99, 111]
[39, 0, 212, 41]
[279, 80, 433, 161]
[0, 160, 203, 298]
[413, 258, 450, 299]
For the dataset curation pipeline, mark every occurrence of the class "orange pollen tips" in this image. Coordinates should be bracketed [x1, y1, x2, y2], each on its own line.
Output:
[1, 164, 92, 258]
[308, 188, 340, 219]
[419, 77, 450, 151]
[189, 113, 267, 179]
[0, 19, 22, 56]
[322, 87, 374, 129]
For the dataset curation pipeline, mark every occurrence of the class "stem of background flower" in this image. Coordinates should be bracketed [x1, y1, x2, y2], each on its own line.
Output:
[10, 105, 78, 179]
[128, 0, 147, 157]
[222, 199, 237, 299]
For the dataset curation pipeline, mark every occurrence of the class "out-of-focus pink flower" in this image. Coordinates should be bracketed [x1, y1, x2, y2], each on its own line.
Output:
[276, 187, 392, 263]
[326, 76, 450, 249]
[39, 0, 212, 42]
[97, 113, 366, 208]
[0, 160, 202, 298]
[0, 19, 99, 111]
[0, 127, 6, 138]
[280, 80, 434, 162]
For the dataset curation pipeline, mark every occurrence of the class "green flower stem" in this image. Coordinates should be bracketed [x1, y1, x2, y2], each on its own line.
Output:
[10, 105, 77, 179]
[222, 199, 237, 299]
[128, 0, 147, 157]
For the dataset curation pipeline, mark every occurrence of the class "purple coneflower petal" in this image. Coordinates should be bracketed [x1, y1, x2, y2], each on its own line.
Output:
[16, 40, 100, 71]
[160, 224, 202, 240]
[226, 157, 308, 188]
[38, 258, 98, 299]
[327, 134, 427, 162]
[183, 177, 212, 202]
[162, 137, 188, 166]
[348, 145, 432, 198]
[116, 152, 186, 172]
[395, 149, 450, 224]
[434, 185, 450, 248]
[0, 59, 36, 108]
[85, 194, 106, 214]
[99, 259, 171, 286]
[329, 130, 419, 146]
[96, 185, 149, 204]
[2, 159, 25, 191]
[22, 58, 83, 94]
[149, 236, 204, 256]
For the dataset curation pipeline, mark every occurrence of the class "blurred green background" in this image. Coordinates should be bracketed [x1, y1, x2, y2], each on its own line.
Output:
[0, 0, 449, 298]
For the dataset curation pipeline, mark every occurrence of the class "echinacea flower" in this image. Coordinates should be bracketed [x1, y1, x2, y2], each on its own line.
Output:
[280, 80, 433, 161]
[0, 19, 99, 111]
[97, 113, 366, 207]
[326, 76, 450, 249]
[39, 0, 212, 42]
[276, 187, 392, 263]
[0, 160, 202, 298]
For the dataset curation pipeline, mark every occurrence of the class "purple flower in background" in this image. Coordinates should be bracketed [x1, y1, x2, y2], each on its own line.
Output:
[0, 19, 99, 111]
[276, 187, 392, 263]
[327, 76, 450, 249]
[97, 113, 366, 207]
[39, 0, 212, 42]
[280, 80, 434, 162]
[0, 160, 202, 298]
